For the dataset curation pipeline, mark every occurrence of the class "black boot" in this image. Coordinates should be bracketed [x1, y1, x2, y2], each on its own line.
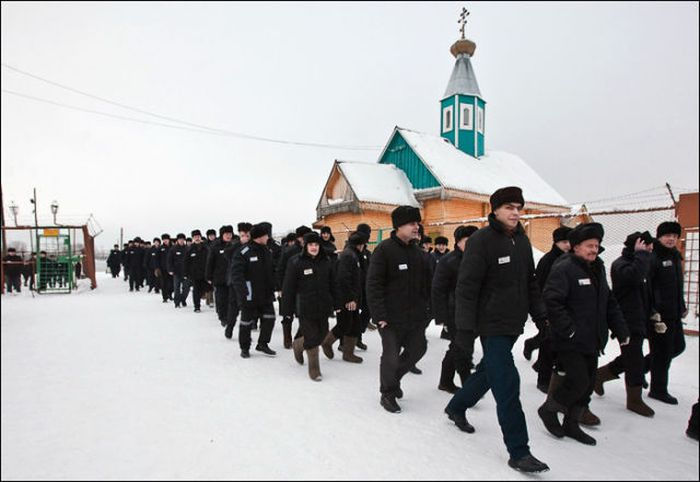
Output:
[563, 406, 596, 445]
[380, 394, 401, 413]
[648, 391, 679, 405]
[408, 365, 422, 375]
[255, 344, 277, 356]
[438, 355, 460, 394]
[537, 399, 566, 438]
[508, 454, 549, 473]
[224, 322, 235, 339]
[444, 406, 475, 433]
[356, 335, 368, 351]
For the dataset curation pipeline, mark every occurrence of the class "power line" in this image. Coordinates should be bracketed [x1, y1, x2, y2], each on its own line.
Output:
[1, 63, 382, 151]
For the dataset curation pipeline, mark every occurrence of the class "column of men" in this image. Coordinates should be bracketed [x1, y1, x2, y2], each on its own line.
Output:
[112, 184, 692, 474]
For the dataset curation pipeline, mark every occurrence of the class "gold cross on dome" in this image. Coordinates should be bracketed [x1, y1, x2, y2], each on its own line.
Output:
[458, 7, 470, 39]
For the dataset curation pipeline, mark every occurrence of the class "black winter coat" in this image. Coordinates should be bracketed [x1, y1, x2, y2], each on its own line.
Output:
[167, 244, 188, 277]
[432, 247, 463, 328]
[649, 241, 687, 321]
[611, 248, 653, 336]
[120, 248, 129, 267]
[276, 243, 302, 291]
[107, 249, 121, 269]
[281, 249, 337, 319]
[230, 241, 275, 307]
[146, 246, 160, 270]
[3, 254, 23, 277]
[267, 238, 283, 272]
[321, 239, 338, 261]
[366, 231, 431, 329]
[454, 214, 546, 336]
[128, 247, 145, 275]
[335, 246, 363, 306]
[156, 243, 171, 274]
[432, 249, 450, 264]
[535, 244, 566, 291]
[544, 254, 629, 355]
[205, 239, 234, 286]
[185, 242, 208, 280]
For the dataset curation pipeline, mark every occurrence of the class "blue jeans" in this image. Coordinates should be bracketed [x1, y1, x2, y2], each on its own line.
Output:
[447, 335, 530, 460]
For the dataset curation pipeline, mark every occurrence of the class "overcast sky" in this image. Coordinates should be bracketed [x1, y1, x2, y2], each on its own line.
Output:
[2, 1, 698, 250]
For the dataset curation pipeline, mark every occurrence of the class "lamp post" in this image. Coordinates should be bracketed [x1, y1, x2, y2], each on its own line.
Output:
[9, 200, 19, 226]
[50, 200, 59, 225]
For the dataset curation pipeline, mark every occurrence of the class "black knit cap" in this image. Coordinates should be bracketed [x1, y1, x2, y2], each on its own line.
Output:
[176, 233, 186, 240]
[553, 226, 573, 243]
[568, 222, 604, 247]
[161, 233, 170, 240]
[392, 205, 421, 229]
[454, 225, 478, 242]
[357, 223, 371, 235]
[250, 223, 268, 239]
[656, 221, 681, 238]
[348, 231, 367, 246]
[490, 186, 525, 212]
[624, 231, 654, 249]
[296, 225, 313, 237]
[220, 225, 234, 236]
[206, 229, 217, 237]
[303, 231, 322, 245]
[435, 236, 449, 246]
[237, 222, 252, 233]
[191, 229, 201, 237]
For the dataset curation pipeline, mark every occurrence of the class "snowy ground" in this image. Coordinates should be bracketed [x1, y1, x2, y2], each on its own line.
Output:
[2, 271, 698, 480]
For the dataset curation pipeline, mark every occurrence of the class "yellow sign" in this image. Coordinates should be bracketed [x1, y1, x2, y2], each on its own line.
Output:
[43, 228, 60, 236]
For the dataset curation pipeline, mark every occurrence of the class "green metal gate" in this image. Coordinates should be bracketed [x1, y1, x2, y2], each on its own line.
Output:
[36, 229, 73, 294]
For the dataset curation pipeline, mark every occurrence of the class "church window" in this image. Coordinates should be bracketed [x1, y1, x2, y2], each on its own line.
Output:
[442, 106, 454, 133]
[459, 103, 473, 130]
[477, 106, 485, 134]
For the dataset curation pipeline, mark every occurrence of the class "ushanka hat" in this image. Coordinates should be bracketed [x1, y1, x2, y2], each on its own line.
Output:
[454, 225, 478, 242]
[347, 231, 367, 246]
[250, 223, 268, 239]
[220, 225, 234, 236]
[656, 221, 681, 238]
[391, 206, 421, 229]
[303, 231, 322, 245]
[295, 225, 313, 238]
[624, 231, 654, 249]
[206, 229, 217, 237]
[176, 233, 186, 240]
[237, 222, 252, 233]
[553, 226, 573, 243]
[568, 222, 604, 247]
[434, 236, 449, 246]
[191, 229, 201, 237]
[490, 186, 525, 212]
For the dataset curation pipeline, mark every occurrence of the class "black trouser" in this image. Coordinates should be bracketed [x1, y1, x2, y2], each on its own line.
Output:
[535, 331, 555, 387]
[123, 265, 129, 281]
[146, 269, 156, 290]
[173, 275, 191, 306]
[646, 318, 685, 394]
[227, 285, 239, 325]
[441, 325, 475, 384]
[301, 317, 330, 349]
[331, 308, 362, 339]
[5, 274, 21, 293]
[109, 266, 120, 278]
[129, 271, 143, 291]
[239, 303, 275, 350]
[609, 334, 645, 387]
[378, 324, 428, 395]
[161, 273, 173, 301]
[359, 297, 371, 333]
[552, 350, 597, 410]
[214, 285, 229, 323]
[191, 279, 208, 310]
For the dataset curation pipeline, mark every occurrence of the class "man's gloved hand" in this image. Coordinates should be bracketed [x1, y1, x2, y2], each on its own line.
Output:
[654, 322, 668, 334]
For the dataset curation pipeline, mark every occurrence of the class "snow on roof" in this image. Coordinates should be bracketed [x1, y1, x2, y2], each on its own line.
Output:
[397, 128, 568, 207]
[443, 53, 482, 99]
[338, 161, 419, 207]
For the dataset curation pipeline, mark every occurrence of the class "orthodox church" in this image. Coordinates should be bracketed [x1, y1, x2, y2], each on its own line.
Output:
[313, 23, 570, 252]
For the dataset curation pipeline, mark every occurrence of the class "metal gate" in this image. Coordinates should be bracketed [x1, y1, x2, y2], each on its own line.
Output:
[36, 228, 73, 294]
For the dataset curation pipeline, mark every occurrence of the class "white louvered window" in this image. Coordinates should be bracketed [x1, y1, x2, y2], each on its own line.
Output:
[442, 106, 454, 133]
[459, 103, 473, 130]
[477, 106, 485, 134]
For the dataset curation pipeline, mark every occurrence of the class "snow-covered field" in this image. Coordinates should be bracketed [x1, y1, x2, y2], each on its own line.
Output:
[2, 272, 698, 480]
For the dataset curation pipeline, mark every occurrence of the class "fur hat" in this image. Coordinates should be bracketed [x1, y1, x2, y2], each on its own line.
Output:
[356, 223, 371, 236]
[490, 186, 525, 212]
[250, 223, 268, 239]
[206, 229, 217, 237]
[133, 237, 143, 243]
[454, 225, 478, 243]
[259, 222, 272, 236]
[624, 231, 654, 249]
[391, 206, 421, 229]
[421, 236, 433, 245]
[220, 225, 234, 236]
[295, 225, 313, 238]
[303, 231, 322, 245]
[568, 222, 604, 247]
[161, 233, 170, 240]
[152, 237, 161, 243]
[176, 233, 186, 240]
[434, 236, 449, 246]
[191, 229, 201, 237]
[656, 221, 681, 238]
[553, 226, 573, 243]
[237, 222, 252, 233]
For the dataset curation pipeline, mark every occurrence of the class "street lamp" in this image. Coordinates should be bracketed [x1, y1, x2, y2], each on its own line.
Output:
[9, 200, 19, 226]
[50, 200, 59, 225]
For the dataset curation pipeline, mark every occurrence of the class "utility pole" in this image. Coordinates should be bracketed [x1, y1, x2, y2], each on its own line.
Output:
[120, 227, 123, 247]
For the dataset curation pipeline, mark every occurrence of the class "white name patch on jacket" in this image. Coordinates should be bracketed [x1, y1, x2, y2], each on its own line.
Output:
[190, 253, 196, 257]
[250, 256, 258, 262]
[304, 268, 313, 275]
[498, 256, 511, 265]
[219, 249, 225, 254]
[662, 260, 673, 267]
[578, 278, 591, 286]
[398, 264, 408, 271]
